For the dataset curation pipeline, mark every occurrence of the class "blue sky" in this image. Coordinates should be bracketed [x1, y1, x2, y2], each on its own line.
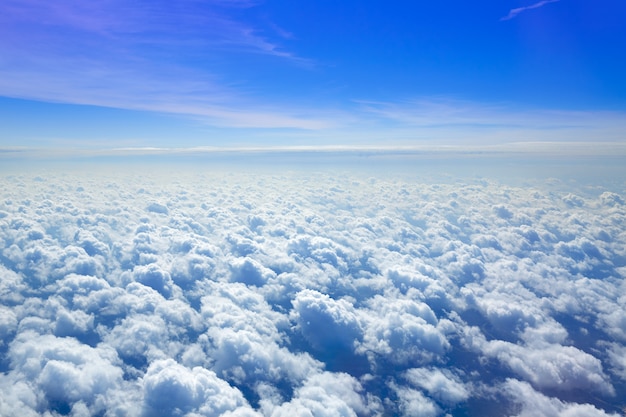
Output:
[1, 0, 626, 150]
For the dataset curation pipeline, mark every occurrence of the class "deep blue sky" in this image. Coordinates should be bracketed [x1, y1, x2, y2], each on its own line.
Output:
[1, 0, 626, 150]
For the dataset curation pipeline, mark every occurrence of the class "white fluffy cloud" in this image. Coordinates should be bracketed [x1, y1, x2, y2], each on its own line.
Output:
[403, 368, 469, 405]
[142, 359, 258, 417]
[463, 328, 614, 395]
[269, 372, 380, 417]
[3, 332, 124, 415]
[292, 289, 362, 352]
[358, 295, 449, 365]
[391, 383, 439, 417]
[503, 379, 620, 417]
[0, 164, 624, 416]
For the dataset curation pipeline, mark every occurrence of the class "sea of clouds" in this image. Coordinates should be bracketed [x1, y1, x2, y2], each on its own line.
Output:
[0, 159, 625, 416]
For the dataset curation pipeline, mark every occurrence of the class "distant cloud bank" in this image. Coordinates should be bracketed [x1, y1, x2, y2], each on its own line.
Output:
[0, 164, 624, 416]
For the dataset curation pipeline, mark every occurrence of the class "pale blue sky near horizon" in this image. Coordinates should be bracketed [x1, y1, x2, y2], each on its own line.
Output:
[1, 0, 626, 151]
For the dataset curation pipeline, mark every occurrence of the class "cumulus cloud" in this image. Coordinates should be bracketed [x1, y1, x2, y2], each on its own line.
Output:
[270, 372, 380, 417]
[503, 379, 620, 417]
[403, 367, 469, 405]
[199, 282, 319, 389]
[5, 332, 124, 415]
[391, 383, 439, 417]
[358, 295, 449, 366]
[473, 335, 614, 395]
[230, 257, 277, 286]
[142, 359, 257, 417]
[292, 289, 363, 352]
[0, 306, 18, 345]
[0, 164, 624, 416]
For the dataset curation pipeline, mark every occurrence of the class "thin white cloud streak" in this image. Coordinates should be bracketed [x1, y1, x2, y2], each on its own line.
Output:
[1, 88, 625, 151]
[0, 64, 331, 130]
[0, 0, 287, 56]
[501, 0, 560, 21]
[0, 0, 320, 129]
[355, 98, 626, 146]
[0, 0, 623, 142]
[357, 98, 599, 130]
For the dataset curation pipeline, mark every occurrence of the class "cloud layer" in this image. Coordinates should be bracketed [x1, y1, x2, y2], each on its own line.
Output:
[0, 161, 625, 416]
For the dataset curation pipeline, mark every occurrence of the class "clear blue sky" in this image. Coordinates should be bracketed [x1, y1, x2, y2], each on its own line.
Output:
[1, 0, 626, 150]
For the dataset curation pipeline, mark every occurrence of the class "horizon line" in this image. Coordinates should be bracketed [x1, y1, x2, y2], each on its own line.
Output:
[2, 141, 626, 159]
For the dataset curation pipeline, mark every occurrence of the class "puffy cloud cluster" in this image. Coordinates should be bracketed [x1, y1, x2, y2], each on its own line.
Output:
[142, 359, 257, 417]
[0, 164, 625, 416]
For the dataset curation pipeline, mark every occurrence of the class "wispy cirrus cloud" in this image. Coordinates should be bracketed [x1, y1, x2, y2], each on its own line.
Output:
[353, 98, 626, 149]
[500, 0, 560, 21]
[0, 0, 292, 58]
[0, 0, 318, 129]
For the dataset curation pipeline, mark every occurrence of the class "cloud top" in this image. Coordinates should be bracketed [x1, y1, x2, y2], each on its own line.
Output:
[0, 163, 624, 415]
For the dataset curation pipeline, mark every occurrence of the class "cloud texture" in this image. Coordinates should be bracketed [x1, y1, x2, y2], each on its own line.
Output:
[0, 163, 625, 416]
